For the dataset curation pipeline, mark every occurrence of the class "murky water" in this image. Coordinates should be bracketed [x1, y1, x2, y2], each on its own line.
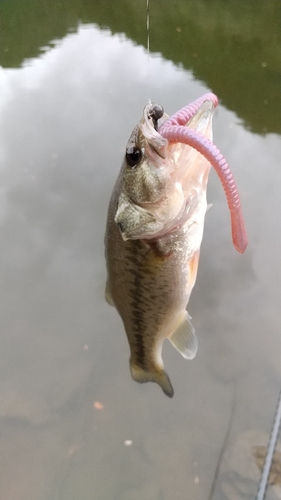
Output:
[0, 1, 280, 499]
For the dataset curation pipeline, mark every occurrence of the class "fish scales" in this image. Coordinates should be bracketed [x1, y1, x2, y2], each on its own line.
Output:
[105, 162, 202, 397]
[106, 224, 199, 397]
[105, 95, 246, 397]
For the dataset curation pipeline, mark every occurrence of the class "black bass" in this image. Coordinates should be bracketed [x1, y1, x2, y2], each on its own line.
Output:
[105, 93, 247, 398]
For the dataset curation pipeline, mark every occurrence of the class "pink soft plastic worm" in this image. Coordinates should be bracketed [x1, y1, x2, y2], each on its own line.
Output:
[159, 93, 218, 131]
[160, 125, 248, 254]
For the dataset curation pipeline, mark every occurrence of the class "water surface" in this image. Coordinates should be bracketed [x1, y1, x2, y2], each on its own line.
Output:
[0, 1, 280, 499]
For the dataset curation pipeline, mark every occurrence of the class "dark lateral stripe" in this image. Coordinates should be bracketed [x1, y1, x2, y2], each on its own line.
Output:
[134, 332, 146, 366]
[129, 265, 147, 368]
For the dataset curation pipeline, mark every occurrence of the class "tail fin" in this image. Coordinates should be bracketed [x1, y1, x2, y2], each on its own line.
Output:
[130, 362, 174, 398]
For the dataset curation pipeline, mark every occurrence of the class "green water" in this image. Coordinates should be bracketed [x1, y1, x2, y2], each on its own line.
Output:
[0, 1, 280, 499]
[1, 0, 280, 134]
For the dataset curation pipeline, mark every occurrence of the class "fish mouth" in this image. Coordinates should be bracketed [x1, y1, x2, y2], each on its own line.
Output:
[185, 99, 215, 138]
[161, 99, 216, 194]
[140, 102, 169, 160]
[139, 99, 215, 168]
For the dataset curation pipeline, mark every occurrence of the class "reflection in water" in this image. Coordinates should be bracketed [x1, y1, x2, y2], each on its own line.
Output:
[1, 0, 280, 134]
[216, 432, 281, 499]
[254, 446, 281, 488]
[0, 16, 280, 500]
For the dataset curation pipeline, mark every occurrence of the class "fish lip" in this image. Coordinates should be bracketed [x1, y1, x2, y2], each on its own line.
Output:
[140, 102, 169, 160]
[185, 99, 215, 136]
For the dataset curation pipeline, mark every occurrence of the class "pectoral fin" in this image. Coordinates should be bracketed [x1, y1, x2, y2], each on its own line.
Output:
[168, 311, 198, 360]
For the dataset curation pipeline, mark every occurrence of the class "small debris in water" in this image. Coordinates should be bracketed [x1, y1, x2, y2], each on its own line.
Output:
[93, 401, 104, 410]
[83, 344, 89, 350]
[194, 475, 200, 484]
[124, 440, 133, 446]
[176, 27, 181, 32]
[261, 62, 267, 67]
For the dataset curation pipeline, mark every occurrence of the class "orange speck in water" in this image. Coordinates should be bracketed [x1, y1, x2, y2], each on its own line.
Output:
[93, 401, 104, 410]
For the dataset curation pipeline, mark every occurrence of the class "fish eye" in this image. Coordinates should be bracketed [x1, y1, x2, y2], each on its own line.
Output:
[126, 146, 142, 168]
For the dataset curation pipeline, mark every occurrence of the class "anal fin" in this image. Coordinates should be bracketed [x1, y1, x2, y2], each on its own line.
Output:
[168, 311, 198, 360]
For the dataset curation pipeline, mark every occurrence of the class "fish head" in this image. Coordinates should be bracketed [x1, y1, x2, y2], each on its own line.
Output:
[115, 99, 216, 241]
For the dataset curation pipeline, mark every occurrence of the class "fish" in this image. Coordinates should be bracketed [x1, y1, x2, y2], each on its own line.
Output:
[104, 93, 247, 398]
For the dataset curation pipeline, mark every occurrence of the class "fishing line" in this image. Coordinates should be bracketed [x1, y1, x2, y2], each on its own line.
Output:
[255, 388, 281, 500]
[146, 0, 150, 98]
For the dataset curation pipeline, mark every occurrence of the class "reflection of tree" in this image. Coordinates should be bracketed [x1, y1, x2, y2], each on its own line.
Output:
[1, 0, 280, 134]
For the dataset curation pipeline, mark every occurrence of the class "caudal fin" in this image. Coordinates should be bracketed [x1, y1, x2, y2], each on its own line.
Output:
[130, 362, 174, 398]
